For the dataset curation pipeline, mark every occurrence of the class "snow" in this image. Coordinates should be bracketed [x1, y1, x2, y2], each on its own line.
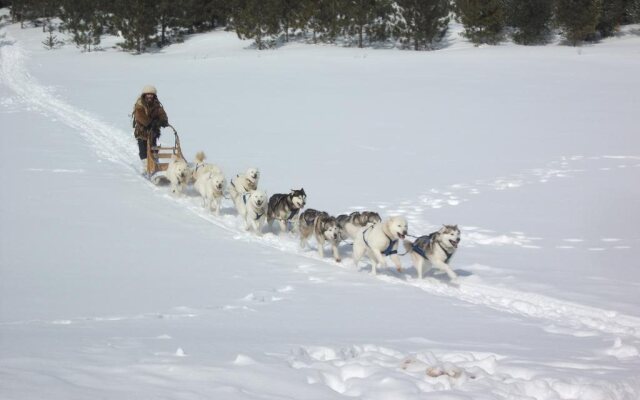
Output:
[1, 13, 640, 399]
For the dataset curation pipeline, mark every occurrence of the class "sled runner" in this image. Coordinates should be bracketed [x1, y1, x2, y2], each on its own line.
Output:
[144, 124, 185, 178]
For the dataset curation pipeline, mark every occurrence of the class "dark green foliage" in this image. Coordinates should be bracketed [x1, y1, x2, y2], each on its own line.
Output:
[597, 0, 625, 36]
[342, 0, 393, 48]
[395, 0, 450, 50]
[454, 0, 506, 45]
[301, 0, 344, 43]
[555, 0, 602, 45]
[42, 23, 64, 49]
[506, 0, 553, 45]
[231, 0, 280, 49]
[629, 0, 640, 22]
[111, 0, 157, 53]
[60, 0, 103, 51]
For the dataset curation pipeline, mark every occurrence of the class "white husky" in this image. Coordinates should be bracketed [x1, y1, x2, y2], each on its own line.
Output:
[194, 172, 226, 215]
[192, 151, 222, 183]
[352, 216, 408, 275]
[228, 168, 260, 199]
[166, 155, 191, 195]
[234, 190, 268, 233]
[403, 225, 461, 280]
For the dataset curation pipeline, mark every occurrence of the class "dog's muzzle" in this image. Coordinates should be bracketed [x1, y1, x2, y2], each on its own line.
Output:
[397, 231, 407, 240]
[450, 238, 460, 248]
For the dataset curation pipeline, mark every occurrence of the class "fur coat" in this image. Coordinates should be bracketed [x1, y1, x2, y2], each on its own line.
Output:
[133, 96, 168, 140]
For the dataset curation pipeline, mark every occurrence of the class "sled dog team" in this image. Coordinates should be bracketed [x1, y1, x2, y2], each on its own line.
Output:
[166, 152, 461, 281]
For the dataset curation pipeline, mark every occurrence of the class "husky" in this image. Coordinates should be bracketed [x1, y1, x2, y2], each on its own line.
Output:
[336, 211, 382, 241]
[235, 190, 268, 234]
[192, 151, 222, 183]
[352, 216, 408, 275]
[166, 155, 191, 195]
[299, 209, 341, 262]
[267, 188, 306, 233]
[194, 172, 226, 215]
[403, 225, 461, 280]
[228, 168, 260, 199]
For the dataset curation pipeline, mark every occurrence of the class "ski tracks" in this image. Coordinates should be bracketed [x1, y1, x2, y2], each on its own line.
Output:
[2, 31, 640, 348]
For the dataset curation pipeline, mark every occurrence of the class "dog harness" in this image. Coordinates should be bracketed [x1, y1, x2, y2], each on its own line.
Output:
[363, 225, 397, 256]
[413, 233, 453, 263]
[242, 193, 264, 221]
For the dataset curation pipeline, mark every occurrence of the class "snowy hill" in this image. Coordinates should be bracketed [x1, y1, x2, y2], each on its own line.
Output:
[1, 14, 640, 400]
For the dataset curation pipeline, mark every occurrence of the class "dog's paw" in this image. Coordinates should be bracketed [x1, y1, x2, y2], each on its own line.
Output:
[335, 258, 341, 263]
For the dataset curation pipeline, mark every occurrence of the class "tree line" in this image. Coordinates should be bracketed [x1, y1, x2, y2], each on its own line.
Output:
[6, 0, 640, 52]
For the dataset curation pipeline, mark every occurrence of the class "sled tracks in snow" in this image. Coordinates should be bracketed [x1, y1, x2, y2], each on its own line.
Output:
[2, 31, 640, 344]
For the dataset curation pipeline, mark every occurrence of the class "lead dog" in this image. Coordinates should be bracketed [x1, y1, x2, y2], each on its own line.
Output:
[403, 225, 461, 280]
[235, 190, 268, 234]
[194, 171, 226, 215]
[267, 188, 306, 233]
[228, 168, 260, 199]
[352, 216, 408, 275]
[336, 211, 382, 241]
[192, 151, 222, 183]
[166, 154, 191, 195]
[299, 209, 341, 262]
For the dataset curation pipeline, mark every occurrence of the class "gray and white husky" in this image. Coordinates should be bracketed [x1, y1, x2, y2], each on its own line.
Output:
[403, 225, 461, 280]
[267, 188, 306, 233]
[299, 209, 341, 262]
[336, 211, 382, 241]
[352, 216, 408, 275]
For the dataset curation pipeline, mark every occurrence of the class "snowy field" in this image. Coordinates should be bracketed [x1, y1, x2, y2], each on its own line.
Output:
[1, 10, 640, 399]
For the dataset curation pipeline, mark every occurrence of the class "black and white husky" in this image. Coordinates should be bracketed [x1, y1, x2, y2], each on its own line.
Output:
[299, 209, 341, 262]
[403, 225, 461, 280]
[336, 211, 382, 241]
[267, 188, 306, 233]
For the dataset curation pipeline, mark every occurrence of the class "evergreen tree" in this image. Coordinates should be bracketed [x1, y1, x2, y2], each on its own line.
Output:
[395, 0, 450, 50]
[555, 0, 602, 45]
[342, 0, 392, 48]
[231, 0, 280, 49]
[505, 0, 553, 45]
[185, 0, 232, 33]
[60, 0, 103, 52]
[301, 0, 344, 43]
[630, 0, 640, 22]
[454, 0, 506, 45]
[111, 0, 158, 53]
[597, 0, 625, 37]
[42, 23, 64, 49]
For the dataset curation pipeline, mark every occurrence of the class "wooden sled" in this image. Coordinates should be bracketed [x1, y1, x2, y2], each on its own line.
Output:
[144, 125, 185, 179]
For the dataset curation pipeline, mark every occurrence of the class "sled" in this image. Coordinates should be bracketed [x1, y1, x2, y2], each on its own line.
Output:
[144, 124, 185, 178]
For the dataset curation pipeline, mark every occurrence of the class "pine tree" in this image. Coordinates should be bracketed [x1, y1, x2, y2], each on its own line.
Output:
[42, 23, 64, 49]
[231, 0, 280, 49]
[505, 0, 553, 45]
[597, 0, 625, 37]
[454, 0, 506, 45]
[342, 0, 392, 48]
[60, 0, 103, 52]
[629, 0, 640, 22]
[300, 0, 343, 43]
[395, 0, 450, 50]
[555, 0, 602, 45]
[111, 0, 158, 53]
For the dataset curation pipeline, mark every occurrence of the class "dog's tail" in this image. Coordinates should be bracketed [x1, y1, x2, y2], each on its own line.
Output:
[195, 151, 206, 163]
[403, 240, 414, 254]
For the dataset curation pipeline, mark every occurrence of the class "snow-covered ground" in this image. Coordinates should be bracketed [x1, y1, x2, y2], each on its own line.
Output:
[1, 12, 639, 399]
